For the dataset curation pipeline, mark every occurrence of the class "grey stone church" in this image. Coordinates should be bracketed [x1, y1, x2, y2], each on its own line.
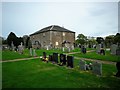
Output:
[30, 25, 75, 49]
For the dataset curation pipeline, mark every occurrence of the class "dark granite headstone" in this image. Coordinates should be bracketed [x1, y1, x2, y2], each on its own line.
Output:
[67, 56, 74, 68]
[100, 49, 105, 55]
[42, 52, 46, 61]
[115, 62, 120, 77]
[116, 49, 120, 56]
[81, 46, 86, 54]
[60, 54, 66, 65]
[53, 53, 58, 63]
[49, 55, 53, 61]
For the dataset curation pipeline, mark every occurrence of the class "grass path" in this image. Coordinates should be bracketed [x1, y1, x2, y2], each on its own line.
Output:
[1, 50, 116, 65]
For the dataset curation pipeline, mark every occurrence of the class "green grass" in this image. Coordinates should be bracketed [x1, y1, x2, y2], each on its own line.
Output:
[2, 48, 120, 62]
[70, 51, 120, 62]
[2, 49, 63, 61]
[2, 50, 31, 61]
[2, 58, 120, 88]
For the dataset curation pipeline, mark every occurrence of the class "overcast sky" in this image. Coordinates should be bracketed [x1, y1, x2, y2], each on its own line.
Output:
[1, 0, 119, 39]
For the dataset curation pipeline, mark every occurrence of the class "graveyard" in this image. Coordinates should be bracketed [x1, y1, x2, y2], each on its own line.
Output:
[2, 47, 120, 88]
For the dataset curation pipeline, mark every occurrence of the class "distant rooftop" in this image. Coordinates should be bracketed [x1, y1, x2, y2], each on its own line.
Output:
[30, 25, 75, 36]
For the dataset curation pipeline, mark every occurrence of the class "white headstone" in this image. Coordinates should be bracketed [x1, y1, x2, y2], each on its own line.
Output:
[71, 45, 74, 50]
[92, 62, 102, 76]
[79, 60, 86, 70]
[18, 45, 23, 54]
[96, 44, 101, 53]
[110, 44, 118, 55]
[33, 49, 37, 57]
[46, 46, 49, 50]
[62, 47, 65, 52]
[30, 48, 33, 56]
[11, 41, 15, 51]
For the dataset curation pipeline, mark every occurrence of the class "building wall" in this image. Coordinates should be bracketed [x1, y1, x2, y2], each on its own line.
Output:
[30, 31, 75, 49]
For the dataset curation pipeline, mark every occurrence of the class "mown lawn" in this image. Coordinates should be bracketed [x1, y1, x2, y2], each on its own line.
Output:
[70, 50, 120, 62]
[2, 48, 119, 62]
[2, 58, 120, 88]
[2, 49, 63, 61]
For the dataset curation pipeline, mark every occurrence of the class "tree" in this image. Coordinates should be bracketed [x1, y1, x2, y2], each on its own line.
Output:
[27, 37, 32, 49]
[96, 37, 104, 44]
[114, 33, 120, 44]
[105, 35, 114, 47]
[76, 34, 87, 45]
[7, 32, 23, 47]
[7, 32, 18, 47]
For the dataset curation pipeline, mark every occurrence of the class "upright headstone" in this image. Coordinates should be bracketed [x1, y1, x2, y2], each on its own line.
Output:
[46, 46, 49, 50]
[96, 44, 101, 54]
[11, 41, 15, 51]
[110, 44, 118, 55]
[33, 49, 37, 57]
[30, 48, 33, 56]
[68, 47, 70, 52]
[53, 53, 58, 63]
[18, 45, 23, 54]
[92, 62, 102, 76]
[60, 54, 66, 65]
[62, 47, 65, 52]
[67, 56, 74, 68]
[71, 45, 74, 50]
[49, 55, 53, 61]
[79, 60, 86, 70]
[116, 49, 120, 56]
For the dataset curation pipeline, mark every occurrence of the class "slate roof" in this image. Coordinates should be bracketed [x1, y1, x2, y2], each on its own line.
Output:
[30, 25, 75, 36]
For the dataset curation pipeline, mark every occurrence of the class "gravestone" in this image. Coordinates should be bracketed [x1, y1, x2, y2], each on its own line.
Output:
[116, 49, 120, 56]
[68, 47, 70, 52]
[60, 54, 66, 65]
[67, 56, 74, 68]
[71, 45, 74, 50]
[53, 53, 58, 63]
[81, 46, 86, 54]
[18, 45, 23, 54]
[92, 62, 102, 76]
[30, 48, 33, 56]
[96, 44, 101, 54]
[110, 44, 118, 55]
[79, 60, 86, 70]
[11, 41, 15, 51]
[33, 49, 37, 57]
[46, 46, 49, 50]
[49, 55, 53, 61]
[62, 47, 65, 52]
[43, 52, 46, 58]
